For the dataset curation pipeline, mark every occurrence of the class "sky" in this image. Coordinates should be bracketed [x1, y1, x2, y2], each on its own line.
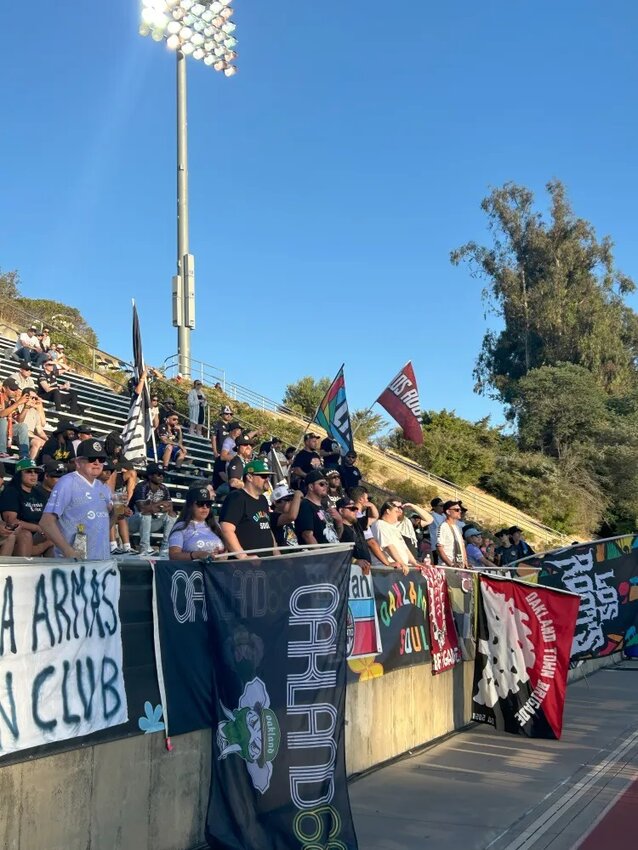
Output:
[3, 1, 638, 428]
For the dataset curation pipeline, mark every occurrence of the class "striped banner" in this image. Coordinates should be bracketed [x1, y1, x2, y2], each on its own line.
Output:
[121, 301, 153, 461]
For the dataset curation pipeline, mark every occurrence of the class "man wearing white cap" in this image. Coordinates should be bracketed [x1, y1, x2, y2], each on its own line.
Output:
[269, 483, 303, 547]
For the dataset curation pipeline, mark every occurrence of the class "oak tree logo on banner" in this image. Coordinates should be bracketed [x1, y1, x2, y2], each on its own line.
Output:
[217, 678, 281, 794]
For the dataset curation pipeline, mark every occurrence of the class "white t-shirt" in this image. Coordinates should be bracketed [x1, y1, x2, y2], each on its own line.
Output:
[371, 519, 412, 566]
[437, 521, 466, 566]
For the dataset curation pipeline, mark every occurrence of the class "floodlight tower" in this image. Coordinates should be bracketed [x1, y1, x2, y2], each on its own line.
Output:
[139, 0, 238, 378]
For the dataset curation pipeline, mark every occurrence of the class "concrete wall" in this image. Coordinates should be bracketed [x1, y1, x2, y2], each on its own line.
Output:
[0, 654, 622, 850]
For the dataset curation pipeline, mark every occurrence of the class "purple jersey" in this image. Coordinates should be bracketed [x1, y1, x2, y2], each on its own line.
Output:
[43, 471, 113, 560]
[168, 521, 224, 555]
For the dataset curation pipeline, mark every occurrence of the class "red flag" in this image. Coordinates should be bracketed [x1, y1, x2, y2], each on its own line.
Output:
[472, 575, 580, 739]
[421, 566, 462, 674]
[376, 361, 423, 444]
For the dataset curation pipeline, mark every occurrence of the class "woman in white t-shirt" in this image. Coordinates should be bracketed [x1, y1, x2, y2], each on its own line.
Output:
[370, 500, 422, 574]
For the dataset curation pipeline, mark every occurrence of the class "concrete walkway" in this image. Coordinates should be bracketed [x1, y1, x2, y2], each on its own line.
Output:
[349, 660, 638, 850]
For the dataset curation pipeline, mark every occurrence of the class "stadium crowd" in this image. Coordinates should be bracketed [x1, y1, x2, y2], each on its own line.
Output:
[0, 333, 537, 567]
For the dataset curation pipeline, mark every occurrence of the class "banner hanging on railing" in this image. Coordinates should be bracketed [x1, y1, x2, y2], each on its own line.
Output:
[347, 564, 382, 660]
[472, 575, 579, 739]
[0, 560, 128, 757]
[348, 569, 431, 681]
[153, 549, 359, 850]
[421, 566, 462, 674]
[524, 535, 638, 660]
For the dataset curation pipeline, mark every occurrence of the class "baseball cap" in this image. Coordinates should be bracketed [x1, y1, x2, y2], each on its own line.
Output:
[336, 497, 356, 510]
[186, 486, 212, 504]
[305, 469, 327, 486]
[44, 460, 67, 477]
[442, 500, 461, 511]
[15, 458, 43, 472]
[2, 378, 19, 391]
[243, 459, 275, 477]
[463, 527, 481, 539]
[235, 435, 253, 448]
[76, 439, 108, 460]
[77, 424, 93, 435]
[53, 420, 81, 435]
[304, 432, 320, 440]
[18, 361, 32, 371]
[272, 483, 294, 502]
[508, 526, 522, 534]
[221, 405, 233, 415]
[146, 462, 164, 476]
[228, 421, 241, 431]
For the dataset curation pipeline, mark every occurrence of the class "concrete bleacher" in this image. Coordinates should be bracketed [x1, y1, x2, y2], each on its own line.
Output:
[0, 334, 216, 545]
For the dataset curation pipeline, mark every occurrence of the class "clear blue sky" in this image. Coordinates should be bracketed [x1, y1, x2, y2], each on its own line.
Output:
[3, 1, 637, 427]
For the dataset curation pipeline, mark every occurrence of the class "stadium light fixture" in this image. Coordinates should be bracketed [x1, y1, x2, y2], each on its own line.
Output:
[139, 0, 238, 377]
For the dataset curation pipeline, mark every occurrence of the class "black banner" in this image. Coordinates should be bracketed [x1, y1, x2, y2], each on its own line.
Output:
[361, 570, 431, 678]
[523, 535, 638, 660]
[153, 550, 359, 850]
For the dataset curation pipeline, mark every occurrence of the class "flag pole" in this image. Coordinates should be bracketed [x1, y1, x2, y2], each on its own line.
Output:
[289, 364, 345, 461]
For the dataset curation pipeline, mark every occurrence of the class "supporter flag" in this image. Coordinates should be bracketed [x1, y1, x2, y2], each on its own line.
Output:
[121, 301, 153, 461]
[376, 361, 423, 444]
[313, 364, 354, 456]
[472, 575, 580, 739]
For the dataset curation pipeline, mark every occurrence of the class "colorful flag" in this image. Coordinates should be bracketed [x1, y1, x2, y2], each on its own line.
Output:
[421, 565, 462, 674]
[472, 575, 579, 739]
[376, 361, 423, 444]
[313, 364, 354, 456]
[121, 301, 153, 461]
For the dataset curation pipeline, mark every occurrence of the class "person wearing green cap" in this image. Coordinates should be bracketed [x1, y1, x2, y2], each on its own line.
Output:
[0, 458, 53, 557]
[219, 459, 277, 557]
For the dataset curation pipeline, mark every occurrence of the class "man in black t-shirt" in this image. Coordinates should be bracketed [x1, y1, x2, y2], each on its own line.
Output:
[340, 450, 362, 490]
[38, 360, 81, 415]
[320, 437, 341, 470]
[0, 457, 53, 556]
[295, 470, 341, 546]
[291, 432, 322, 490]
[337, 496, 371, 572]
[269, 483, 302, 548]
[226, 435, 254, 489]
[219, 459, 276, 556]
[41, 420, 80, 467]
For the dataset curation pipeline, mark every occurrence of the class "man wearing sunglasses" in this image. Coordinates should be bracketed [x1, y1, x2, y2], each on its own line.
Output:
[436, 500, 468, 569]
[220, 459, 277, 557]
[337, 498, 371, 574]
[128, 462, 176, 557]
[295, 469, 341, 546]
[40, 440, 113, 560]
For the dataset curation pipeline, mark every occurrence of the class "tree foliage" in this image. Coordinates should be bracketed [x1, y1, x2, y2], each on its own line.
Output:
[282, 376, 331, 419]
[451, 181, 638, 405]
[452, 182, 638, 536]
[351, 408, 387, 442]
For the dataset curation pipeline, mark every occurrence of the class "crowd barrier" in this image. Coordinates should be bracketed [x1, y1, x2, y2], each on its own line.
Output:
[0, 538, 634, 850]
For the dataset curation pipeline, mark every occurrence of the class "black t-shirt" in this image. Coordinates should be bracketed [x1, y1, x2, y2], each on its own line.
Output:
[292, 449, 321, 475]
[156, 420, 179, 444]
[340, 522, 371, 562]
[39, 371, 59, 393]
[295, 499, 339, 545]
[219, 490, 273, 552]
[130, 481, 171, 511]
[320, 438, 341, 469]
[214, 420, 230, 452]
[270, 511, 298, 547]
[340, 462, 362, 490]
[42, 437, 75, 463]
[0, 483, 49, 524]
[494, 545, 519, 567]
[226, 455, 245, 483]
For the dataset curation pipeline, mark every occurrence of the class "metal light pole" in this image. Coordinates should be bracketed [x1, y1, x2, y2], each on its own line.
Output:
[175, 49, 193, 377]
[139, 0, 238, 379]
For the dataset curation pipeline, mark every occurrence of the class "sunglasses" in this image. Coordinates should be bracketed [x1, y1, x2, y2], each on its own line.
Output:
[341, 504, 356, 511]
[314, 481, 328, 487]
[195, 501, 212, 508]
[253, 473, 271, 480]
[449, 507, 461, 513]
[86, 457, 104, 463]
[391, 503, 403, 509]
